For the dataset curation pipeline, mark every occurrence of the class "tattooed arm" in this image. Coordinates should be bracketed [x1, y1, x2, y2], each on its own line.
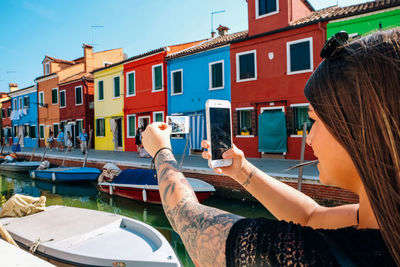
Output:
[201, 140, 359, 230]
[142, 123, 243, 267]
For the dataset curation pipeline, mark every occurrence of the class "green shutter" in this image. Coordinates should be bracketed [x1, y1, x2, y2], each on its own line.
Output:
[30, 126, 36, 138]
[76, 87, 82, 104]
[40, 93, 44, 106]
[101, 119, 105, 136]
[154, 66, 162, 90]
[98, 81, 104, 100]
[129, 116, 135, 136]
[60, 91, 65, 107]
[128, 73, 135, 95]
[52, 89, 58, 104]
[290, 41, 310, 72]
[39, 125, 44, 138]
[155, 113, 163, 122]
[173, 71, 182, 94]
[54, 124, 59, 137]
[96, 119, 100, 136]
[114, 77, 120, 97]
[212, 63, 223, 88]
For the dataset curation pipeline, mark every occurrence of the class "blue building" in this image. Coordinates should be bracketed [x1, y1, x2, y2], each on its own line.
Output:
[8, 85, 38, 148]
[166, 28, 247, 154]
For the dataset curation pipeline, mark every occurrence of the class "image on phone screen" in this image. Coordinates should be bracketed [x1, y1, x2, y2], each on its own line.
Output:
[210, 107, 232, 160]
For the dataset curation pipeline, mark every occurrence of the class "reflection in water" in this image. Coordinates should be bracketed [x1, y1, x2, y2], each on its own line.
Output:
[0, 172, 272, 267]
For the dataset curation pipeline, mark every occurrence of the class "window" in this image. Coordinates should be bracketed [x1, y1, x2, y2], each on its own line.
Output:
[256, 0, 278, 18]
[24, 125, 29, 137]
[152, 64, 163, 91]
[209, 60, 224, 90]
[39, 92, 44, 107]
[96, 118, 105, 137]
[53, 123, 59, 138]
[75, 86, 83, 105]
[39, 125, 44, 139]
[153, 111, 164, 122]
[291, 105, 313, 135]
[76, 120, 83, 136]
[51, 88, 58, 104]
[45, 62, 50, 75]
[19, 98, 22, 110]
[237, 109, 254, 135]
[287, 37, 313, 75]
[7, 108, 11, 117]
[114, 76, 120, 98]
[236, 50, 257, 82]
[23, 96, 29, 108]
[13, 99, 17, 110]
[13, 126, 18, 137]
[171, 70, 183, 95]
[60, 90, 66, 108]
[1, 109, 5, 119]
[30, 125, 36, 138]
[127, 114, 136, 137]
[126, 71, 135, 96]
[98, 80, 104, 101]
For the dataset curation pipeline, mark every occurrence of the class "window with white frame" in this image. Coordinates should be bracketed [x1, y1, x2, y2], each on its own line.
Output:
[291, 104, 313, 135]
[153, 111, 164, 122]
[152, 64, 163, 91]
[126, 71, 135, 96]
[7, 108, 11, 117]
[287, 37, 313, 75]
[39, 92, 44, 107]
[19, 98, 22, 110]
[256, 0, 278, 18]
[24, 125, 29, 137]
[60, 90, 66, 108]
[51, 88, 58, 104]
[23, 96, 29, 108]
[13, 99, 17, 110]
[236, 108, 254, 135]
[30, 125, 36, 138]
[1, 109, 4, 119]
[171, 70, 183, 95]
[45, 62, 50, 75]
[98, 80, 104, 101]
[236, 50, 257, 82]
[53, 123, 59, 138]
[127, 114, 136, 138]
[209, 60, 224, 90]
[114, 76, 120, 97]
[95, 118, 105, 137]
[39, 125, 44, 139]
[75, 86, 83, 105]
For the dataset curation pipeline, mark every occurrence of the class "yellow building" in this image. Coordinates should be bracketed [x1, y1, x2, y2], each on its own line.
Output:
[93, 63, 125, 151]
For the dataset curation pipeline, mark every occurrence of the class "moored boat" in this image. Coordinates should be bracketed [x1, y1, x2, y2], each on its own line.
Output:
[30, 167, 101, 182]
[98, 169, 215, 204]
[0, 161, 42, 172]
[0, 205, 181, 267]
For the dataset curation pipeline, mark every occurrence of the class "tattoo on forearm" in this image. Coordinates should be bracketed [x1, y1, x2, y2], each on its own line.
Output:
[242, 167, 257, 187]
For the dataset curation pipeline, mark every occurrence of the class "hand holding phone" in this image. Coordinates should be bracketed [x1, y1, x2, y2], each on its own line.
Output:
[206, 99, 233, 168]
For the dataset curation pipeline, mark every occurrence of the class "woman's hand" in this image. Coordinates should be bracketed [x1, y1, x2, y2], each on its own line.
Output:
[142, 122, 172, 158]
[201, 140, 247, 178]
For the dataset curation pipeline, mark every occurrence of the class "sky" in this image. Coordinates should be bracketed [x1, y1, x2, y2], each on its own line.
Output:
[0, 0, 373, 92]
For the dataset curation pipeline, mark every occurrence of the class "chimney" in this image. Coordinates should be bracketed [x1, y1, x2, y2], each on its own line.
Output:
[83, 44, 94, 73]
[9, 83, 18, 92]
[211, 31, 216, 38]
[216, 25, 229, 36]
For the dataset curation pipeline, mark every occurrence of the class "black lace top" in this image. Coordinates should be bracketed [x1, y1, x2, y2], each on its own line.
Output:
[226, 218, 395, 267]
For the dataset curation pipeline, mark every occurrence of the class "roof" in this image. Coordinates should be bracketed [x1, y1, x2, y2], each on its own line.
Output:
[42, 55, 75, 65]
[35, 72, 57, 81]
[292, 0, 400, 26]
[167, 31, 248, 60]
[59, 72, 94, 85]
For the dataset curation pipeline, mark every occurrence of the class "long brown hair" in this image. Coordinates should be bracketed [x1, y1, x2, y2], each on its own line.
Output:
[304, 28, 400, 265]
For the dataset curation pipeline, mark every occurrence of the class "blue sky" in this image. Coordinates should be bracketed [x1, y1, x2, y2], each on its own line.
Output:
[0, 0, 373, 92]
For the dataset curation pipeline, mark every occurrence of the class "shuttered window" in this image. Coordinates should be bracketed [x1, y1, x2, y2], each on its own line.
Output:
[39, 92, 44, 107]
[127, 115, 136, 137]
[292, 106, 313, 134]
[60, 90, 66, 108]
[114, 76, 120, 97]
[171, 70, 183, 95]
[30, 125, 36, 138]
[23, 96, 29, 108]
[237, 51, 256, 81]
[153, 65, 163, 91]
[287, 38, 313, 74]
[75, 86, 83, 105]
[54, 124, 59, 138]
[127, 72, 135, 96]
[98, 81, 104, 100]
[210, 61, 224, 89]
[52, 88, 58, 104]
[39, 125, 44, 139]
[96, 118, 105, 137]
[1, 109, 4, 118]
[258, 0, 277, 16]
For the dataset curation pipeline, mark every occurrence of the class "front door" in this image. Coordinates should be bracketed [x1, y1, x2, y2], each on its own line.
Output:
[115, 118, 123, 148]
[258, 108, 287, 156]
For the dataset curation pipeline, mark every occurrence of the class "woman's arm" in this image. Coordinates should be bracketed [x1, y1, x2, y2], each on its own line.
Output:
[143, 124, 243, 267]
[202, 141, 358, 229]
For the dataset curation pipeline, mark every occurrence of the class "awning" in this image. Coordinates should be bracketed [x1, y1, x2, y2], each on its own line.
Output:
[258, 109, 287, 153]
[189, 113, 206, 150]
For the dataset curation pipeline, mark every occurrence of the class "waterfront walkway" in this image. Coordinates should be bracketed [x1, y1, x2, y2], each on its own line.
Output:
[3, 146, 319, 181]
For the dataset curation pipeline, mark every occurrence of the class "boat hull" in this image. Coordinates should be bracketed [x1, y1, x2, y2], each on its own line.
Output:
[30, 167, 100, 182]
[0, 161, 42, 172]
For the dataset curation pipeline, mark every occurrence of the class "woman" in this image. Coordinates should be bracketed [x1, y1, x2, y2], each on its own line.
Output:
[66, 131, 73, 151]
[142, 29, 399, 266]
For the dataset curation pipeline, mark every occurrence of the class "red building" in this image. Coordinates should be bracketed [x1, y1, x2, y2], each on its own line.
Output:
[0, 93, 12, 146]
[123, 41, 203, 152]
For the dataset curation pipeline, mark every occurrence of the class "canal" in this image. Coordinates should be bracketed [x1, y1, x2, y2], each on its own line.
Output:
[0, 171, 273, 267]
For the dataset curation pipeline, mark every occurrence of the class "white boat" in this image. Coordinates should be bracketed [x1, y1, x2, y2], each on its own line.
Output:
[0, 205, 181, 267]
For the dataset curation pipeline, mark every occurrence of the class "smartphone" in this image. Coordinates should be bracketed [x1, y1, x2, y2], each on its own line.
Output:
[206, 99, 233, 168]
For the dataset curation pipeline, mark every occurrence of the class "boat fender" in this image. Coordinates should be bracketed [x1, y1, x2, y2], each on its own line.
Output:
[142, 188, 147, 203]
[109, 186, 113, 195]
[31, 171, 36, 179]
[52, 172, 56, 181]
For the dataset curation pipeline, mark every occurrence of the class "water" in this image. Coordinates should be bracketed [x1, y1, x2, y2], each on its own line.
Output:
[0, 171, 273, 266]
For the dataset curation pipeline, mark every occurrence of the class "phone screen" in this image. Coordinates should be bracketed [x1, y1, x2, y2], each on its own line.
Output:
[209, 107, 232, 160]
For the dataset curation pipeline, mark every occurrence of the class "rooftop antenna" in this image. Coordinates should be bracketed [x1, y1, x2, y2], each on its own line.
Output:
[90, 25, 104, 46]
[211, 10, 225, 37]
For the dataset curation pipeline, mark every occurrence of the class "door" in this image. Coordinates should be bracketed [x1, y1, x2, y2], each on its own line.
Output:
[65, 123, 75, 147]
[116, 118, 123, 148]
[258, 108, 287, 154]
[138, 116, 150, 129]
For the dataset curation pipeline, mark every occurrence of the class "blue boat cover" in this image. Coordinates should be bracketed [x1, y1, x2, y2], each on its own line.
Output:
[113, 169, 158, 185]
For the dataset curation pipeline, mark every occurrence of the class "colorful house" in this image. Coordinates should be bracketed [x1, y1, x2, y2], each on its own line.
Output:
[93, 63, 125, 151]
[166, 28, 247, 154]
[122, 40, 204, 152]
[0, 91, 12, 146]
[230, 0, 400, 160]
[8, 85, 38, 148]
[35, 45, 124, 147]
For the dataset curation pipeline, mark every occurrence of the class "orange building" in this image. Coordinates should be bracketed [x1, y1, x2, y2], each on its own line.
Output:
[35, 45, 124, 147]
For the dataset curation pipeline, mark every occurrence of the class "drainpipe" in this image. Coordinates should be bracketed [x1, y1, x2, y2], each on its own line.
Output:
[82, 77, 90, 147]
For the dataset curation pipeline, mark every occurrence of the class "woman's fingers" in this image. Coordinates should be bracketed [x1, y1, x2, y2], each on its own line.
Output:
[202, 150, 211, 160]
[201, 140, 210, 149]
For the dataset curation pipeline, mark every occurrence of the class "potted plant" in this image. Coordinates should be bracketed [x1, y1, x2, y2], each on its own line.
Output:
[241, 127, 250, 135]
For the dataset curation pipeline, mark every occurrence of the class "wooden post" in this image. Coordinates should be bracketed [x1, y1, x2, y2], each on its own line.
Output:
[13, 135, 22, 154]
[0, 142, 4, 155]
[297, 122, 308, 191]
[40, 146, 48, 162]
[30, 138, 40, 162]
[82, 129, 93, 168]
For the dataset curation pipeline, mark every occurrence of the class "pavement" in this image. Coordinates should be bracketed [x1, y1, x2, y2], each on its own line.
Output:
[2, 146, 320, 181]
